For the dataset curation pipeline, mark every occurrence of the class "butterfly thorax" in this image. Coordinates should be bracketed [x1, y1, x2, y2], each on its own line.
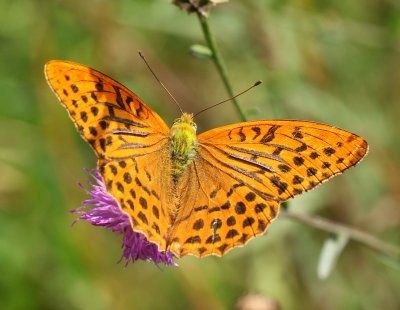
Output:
[170, 113, 198, 180]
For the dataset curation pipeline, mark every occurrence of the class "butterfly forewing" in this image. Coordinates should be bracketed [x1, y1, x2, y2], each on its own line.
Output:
[167, 120, 368, 257]
[45, 60, 172, 249]
[45, 61, 169, 159]
[198, 120, 368, 199]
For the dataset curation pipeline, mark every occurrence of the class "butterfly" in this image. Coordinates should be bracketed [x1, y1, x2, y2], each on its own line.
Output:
[45, 60, 368, 257]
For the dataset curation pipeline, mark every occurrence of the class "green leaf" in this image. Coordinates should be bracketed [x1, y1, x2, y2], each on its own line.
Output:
[189, 44, 213, 60]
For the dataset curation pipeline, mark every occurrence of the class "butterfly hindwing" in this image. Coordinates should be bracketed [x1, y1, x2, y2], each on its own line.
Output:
[100, 148, 173, 250]
[168, 157, 280, 257]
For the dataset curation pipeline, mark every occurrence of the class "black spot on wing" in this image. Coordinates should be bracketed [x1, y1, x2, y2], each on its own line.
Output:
[260, 125, 280, 144]
[95, 82, 104, 91]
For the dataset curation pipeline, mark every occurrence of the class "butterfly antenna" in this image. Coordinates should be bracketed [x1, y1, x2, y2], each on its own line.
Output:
[193, 80, 263, 118]
[138, 51, 184, 114]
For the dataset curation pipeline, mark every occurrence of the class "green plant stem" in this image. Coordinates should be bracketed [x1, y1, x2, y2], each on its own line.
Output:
[197, 13, 246, 121]
[281, 209, 400, 258]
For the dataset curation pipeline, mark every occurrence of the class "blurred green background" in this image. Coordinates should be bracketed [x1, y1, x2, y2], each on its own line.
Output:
[1, 0, 399, 309]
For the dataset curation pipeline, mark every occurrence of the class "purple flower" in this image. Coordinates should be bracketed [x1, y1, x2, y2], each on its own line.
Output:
[71, 169, 177, 267]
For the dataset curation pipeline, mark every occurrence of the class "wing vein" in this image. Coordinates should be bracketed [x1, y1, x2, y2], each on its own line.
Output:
[198, 145, 280, 202]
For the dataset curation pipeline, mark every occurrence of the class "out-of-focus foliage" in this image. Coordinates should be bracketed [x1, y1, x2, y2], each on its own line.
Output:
[0, 0, 399, 309]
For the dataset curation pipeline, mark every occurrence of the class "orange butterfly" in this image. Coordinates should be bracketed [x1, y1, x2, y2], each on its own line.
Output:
[45, 60, 368, 257]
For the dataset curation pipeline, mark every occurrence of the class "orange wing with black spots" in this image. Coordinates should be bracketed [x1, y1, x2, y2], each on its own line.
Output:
[167, 120, 368, 257]
[45, 60, 172, 250]
[45, 60, 169, 159]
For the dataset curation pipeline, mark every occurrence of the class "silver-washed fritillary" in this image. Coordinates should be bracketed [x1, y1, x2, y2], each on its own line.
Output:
[45, 60, 368, 257]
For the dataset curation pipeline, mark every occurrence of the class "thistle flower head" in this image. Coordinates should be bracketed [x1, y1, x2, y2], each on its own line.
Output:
[71, 170, 177, 267]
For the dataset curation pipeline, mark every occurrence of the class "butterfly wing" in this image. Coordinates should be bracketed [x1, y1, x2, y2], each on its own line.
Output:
[167, 120, 368, 257]
[45, 60, 173, 250]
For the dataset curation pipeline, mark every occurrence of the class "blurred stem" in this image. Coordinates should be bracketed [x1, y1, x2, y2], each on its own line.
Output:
[197, 13, 246, 121]
[281, 209, 400, 258]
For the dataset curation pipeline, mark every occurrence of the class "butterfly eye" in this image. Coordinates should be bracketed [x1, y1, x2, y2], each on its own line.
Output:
[174, 118, 182, 125]
[191, 122, 197, 131]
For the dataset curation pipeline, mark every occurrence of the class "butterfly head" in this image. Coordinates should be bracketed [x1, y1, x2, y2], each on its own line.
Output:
[172, 112, 197, 133]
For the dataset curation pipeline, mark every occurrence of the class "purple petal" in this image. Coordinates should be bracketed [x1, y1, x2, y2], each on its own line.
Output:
[71, 169, 177, 267]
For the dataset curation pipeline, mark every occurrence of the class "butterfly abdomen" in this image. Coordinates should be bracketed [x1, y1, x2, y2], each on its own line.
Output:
[170, 113, 198, 178]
